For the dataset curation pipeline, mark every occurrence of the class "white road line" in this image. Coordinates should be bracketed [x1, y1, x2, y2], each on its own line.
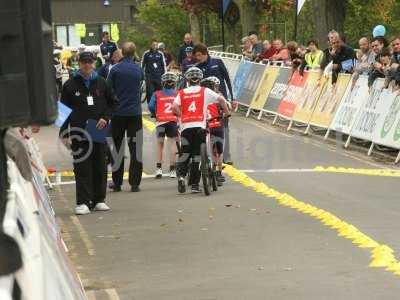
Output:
[46, 174, 155, 186]
[239, 169, 315, 173]
[105, 288, 121, 300]
[239, 117, 395, 170]
[70, 216, 96, 256]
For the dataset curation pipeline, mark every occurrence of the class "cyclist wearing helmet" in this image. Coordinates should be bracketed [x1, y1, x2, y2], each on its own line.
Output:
[181, 47, 196, 73]
[148, 72, 179, 178]
[173, 67, 230, 194]
[200, 76, 229, 185]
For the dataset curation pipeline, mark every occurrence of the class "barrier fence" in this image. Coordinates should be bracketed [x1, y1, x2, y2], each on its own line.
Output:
[2, 131, 86, 300]
[212, 52, 400, 163]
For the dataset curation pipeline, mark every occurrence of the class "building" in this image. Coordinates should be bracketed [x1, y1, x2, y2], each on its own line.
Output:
[51, 0, 142, 47]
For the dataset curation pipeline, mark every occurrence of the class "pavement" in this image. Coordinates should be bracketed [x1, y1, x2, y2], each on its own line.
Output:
[35, 113, 400, 300]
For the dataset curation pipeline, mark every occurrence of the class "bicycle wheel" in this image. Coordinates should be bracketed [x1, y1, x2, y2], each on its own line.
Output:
[200, 143, 211, 196]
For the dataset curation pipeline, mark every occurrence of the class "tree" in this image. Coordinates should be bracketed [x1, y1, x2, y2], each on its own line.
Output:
[125, 0, 190, 56]
[311, 0, 347, 48]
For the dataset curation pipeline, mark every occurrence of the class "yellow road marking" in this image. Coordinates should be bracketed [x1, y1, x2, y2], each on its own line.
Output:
[142, 117, 156, 133]
[70, 216, 96, 256]
[223, 164, 400, 277]
[105, 288, 121, 300]
[314, 166, 400, 177]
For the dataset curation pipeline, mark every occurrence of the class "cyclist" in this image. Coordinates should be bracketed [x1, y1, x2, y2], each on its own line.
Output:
[173, 67, 230, 194]
[200, 76, 230, 186]
[148, 72, 179, 178]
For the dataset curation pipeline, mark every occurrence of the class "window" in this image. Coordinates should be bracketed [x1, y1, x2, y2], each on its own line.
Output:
[56, 26, 67, 46]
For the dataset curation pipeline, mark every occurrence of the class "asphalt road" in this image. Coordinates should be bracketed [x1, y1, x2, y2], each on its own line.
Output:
[36, 113, 400, 300]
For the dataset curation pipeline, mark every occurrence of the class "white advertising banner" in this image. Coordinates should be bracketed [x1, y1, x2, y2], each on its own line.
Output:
[372, 89, 400, 149]
[330, 75, 370, 134]
[349, 79, 386, 141]
[221, 57, 240, 84]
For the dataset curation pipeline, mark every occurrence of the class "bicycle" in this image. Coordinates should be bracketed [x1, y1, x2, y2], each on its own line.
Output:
[200, 124, 218, 196]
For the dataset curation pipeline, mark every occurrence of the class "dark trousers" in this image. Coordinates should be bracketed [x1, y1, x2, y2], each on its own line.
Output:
[145, 78, 161, 103]
[177, 128, 206, 185]
[111, 115, 143, 187]
[72, 141, 107, 207]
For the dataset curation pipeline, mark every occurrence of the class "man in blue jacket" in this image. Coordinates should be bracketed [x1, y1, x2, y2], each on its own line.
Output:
[142, 40, 167, 103]
[107, 42, 144, 192]
[193, 43, 234, 165]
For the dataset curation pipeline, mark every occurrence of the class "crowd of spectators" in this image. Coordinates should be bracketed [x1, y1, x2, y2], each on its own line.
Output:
[240, 30, 400, 89]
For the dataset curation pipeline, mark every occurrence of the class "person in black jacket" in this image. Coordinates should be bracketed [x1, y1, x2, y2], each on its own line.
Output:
[59, 52, 117, 215]
[320, 31, 355, 84]
[193, 43, 234, 165]
[177, 33, 194, 66]
[142, 40, 167, 103]
[100, 32, 118, 62]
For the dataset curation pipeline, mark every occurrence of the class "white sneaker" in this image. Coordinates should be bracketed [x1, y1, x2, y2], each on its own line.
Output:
[169, 169, 177, 178]
[75, 204, 90, 215]
[94, 202, 111, 212]
[155, 168, 163, 179]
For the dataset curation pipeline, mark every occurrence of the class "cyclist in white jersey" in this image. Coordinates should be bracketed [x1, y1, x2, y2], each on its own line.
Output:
[173, 67, 229, 193]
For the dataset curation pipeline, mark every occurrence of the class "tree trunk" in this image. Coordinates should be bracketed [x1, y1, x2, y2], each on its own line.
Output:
[237, 0, 258, 36]
[189, 12, 201, 43]
[312, 0, 347, 49]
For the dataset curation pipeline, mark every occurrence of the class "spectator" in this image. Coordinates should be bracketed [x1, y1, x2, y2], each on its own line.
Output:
[391, 36, 400, 65]
[181, 46, 196, 73]
[241, 36, 253, 60]
[384, 37, 400, 88]
[369, 47, 392, 87]
[352, 37, 375, 84]
[304, 40, 323, 69]
[100, 31, 118, 62]
[158, 42, 173, 68]
[371, 36, 385, 60]
[258, 40, 277, 62]
[142, 40, 167, 103]
[270, 39, 290, 63]
[66, 48, 79, 77]
[53, 49, 63, 99]
[98, 49, 123, 79]
[59, 51, 117, 215]
[107, 42, 144, 193]
[78, 44, 87, 54]
[286, 41, 302, 67]
[194, 43, 234, 164]
[321, 31, 355, 84]
[249, 34, 263, 61]
[177, 33, 194, 66]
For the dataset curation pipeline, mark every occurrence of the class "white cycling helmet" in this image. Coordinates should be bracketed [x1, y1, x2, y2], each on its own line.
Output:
[185, 67, 203, 82]
[201, 76, 220, 86]
[161, 72, 178, 83]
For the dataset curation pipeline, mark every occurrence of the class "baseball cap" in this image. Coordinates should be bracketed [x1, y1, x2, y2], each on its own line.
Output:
[185, 46, 193, 53]
[79, 51, 95, 62]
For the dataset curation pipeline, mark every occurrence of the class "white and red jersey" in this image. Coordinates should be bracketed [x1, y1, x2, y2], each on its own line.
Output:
[207, 103, 222, 129]
[174, 86, 220, 131]
[155, 90, 178, 125]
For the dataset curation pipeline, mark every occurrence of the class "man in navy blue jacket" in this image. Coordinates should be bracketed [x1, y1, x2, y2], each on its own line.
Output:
[142, 40, 167, 103]
[107, 42, 144, 192]
[194, 43, 234, 164]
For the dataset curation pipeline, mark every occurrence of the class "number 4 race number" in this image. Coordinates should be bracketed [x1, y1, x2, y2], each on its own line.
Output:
[188, 101, 196, 112]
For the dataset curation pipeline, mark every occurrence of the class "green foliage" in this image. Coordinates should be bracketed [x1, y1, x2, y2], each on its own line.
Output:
[125, 0, 190, 57]
[344, 0, 400, 47]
